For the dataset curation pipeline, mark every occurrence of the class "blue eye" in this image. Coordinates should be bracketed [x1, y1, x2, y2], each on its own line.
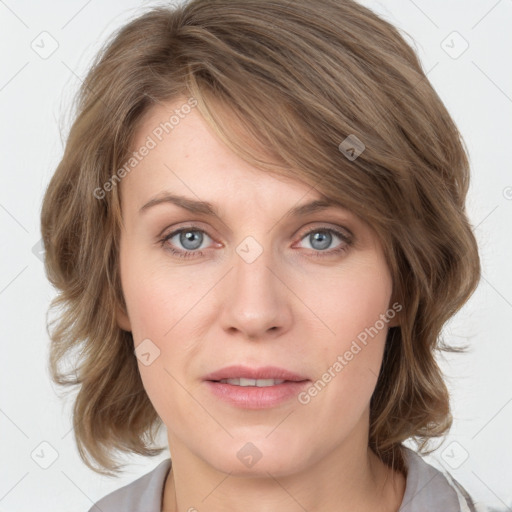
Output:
[160, 226, 211, 259]
[159, 225, 353, 259]
[297, 227, 352, 257]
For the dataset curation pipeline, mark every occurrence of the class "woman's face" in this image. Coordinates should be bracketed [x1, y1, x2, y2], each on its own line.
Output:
[116, 96, 397, 476]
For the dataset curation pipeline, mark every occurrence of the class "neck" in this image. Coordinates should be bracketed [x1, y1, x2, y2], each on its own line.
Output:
[162, 437, 406, 512]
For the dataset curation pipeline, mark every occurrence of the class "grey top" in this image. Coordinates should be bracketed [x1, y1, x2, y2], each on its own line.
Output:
[87, 447, 484, 512]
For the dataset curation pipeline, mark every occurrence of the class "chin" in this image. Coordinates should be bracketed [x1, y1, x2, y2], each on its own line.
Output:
[201, 434, 311, 477]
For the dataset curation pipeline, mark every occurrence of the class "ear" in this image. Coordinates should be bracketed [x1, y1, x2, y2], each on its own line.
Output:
[116, 305, 132, 332]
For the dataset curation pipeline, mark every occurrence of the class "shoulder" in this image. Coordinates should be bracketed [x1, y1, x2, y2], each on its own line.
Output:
[400, 446, 487, 512]
[87, 458, 172, 512]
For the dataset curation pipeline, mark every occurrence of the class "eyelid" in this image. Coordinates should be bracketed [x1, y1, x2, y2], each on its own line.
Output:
[156, 220, 210, 239]
[159, 221, 353, 244]
[296, 223, 353, 242]
[159, 221, 354, 260]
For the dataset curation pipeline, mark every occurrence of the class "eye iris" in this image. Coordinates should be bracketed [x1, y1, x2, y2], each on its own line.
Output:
[310, 231, 331, 250]
[180, 230, 203, 250]
[171, 229, 340, 253]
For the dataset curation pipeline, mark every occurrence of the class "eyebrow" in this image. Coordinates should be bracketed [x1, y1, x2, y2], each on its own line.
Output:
[139, 192, 345, 218]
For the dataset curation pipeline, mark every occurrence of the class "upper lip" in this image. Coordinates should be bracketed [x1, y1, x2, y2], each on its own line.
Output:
[203, 365, 309, 382]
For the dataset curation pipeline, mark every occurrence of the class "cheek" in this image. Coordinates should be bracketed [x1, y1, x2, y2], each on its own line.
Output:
[121, 251, 190, 341]
[123, 268, 192, 418]
[298, 258, 393, 407]
[121, 257, 205, 396]
[130, 283, 177, 338]
[301, 257, 393, 349]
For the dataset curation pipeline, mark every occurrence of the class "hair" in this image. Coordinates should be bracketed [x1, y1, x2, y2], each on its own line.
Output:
[40, 0, 480, 477]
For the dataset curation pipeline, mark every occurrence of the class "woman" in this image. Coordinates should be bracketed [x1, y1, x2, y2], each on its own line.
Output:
[40, 0, 483, 510]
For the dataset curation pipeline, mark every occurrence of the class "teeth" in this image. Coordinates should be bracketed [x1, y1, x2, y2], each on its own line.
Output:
[219, 378, 285, 387]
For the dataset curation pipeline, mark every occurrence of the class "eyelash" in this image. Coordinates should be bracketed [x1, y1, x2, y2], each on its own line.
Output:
[159, 224, 353, 260]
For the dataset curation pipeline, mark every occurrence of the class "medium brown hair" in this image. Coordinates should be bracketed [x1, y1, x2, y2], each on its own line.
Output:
[41, 0, 480, 476]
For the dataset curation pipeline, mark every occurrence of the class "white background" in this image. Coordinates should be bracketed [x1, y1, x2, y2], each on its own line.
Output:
[1, 1, 511, 511]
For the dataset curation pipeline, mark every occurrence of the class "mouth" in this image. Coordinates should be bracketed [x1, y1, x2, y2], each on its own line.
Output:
[203, 365, 310, 409]
[216, 378, 288, 387]
[203, 364, 309, 383]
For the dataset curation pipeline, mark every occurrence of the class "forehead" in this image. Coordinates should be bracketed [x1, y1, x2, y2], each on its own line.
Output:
[123, 98, 340, 213]
[118, 99, 380, 252]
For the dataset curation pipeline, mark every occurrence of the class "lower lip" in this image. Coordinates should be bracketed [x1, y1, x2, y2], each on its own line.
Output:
[204, 380, 310, 409]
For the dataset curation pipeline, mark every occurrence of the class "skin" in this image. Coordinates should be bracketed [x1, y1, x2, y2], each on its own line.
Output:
[116, 96, 405, 512]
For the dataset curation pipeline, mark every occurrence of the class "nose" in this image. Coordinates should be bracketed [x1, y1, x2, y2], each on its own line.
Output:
[217, 240, 293, 341]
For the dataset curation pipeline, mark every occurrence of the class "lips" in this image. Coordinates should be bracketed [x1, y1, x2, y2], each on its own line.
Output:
[218, 378, 285, 387]
[203, 365, 310, 408]
[203, 365, 309, 383]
